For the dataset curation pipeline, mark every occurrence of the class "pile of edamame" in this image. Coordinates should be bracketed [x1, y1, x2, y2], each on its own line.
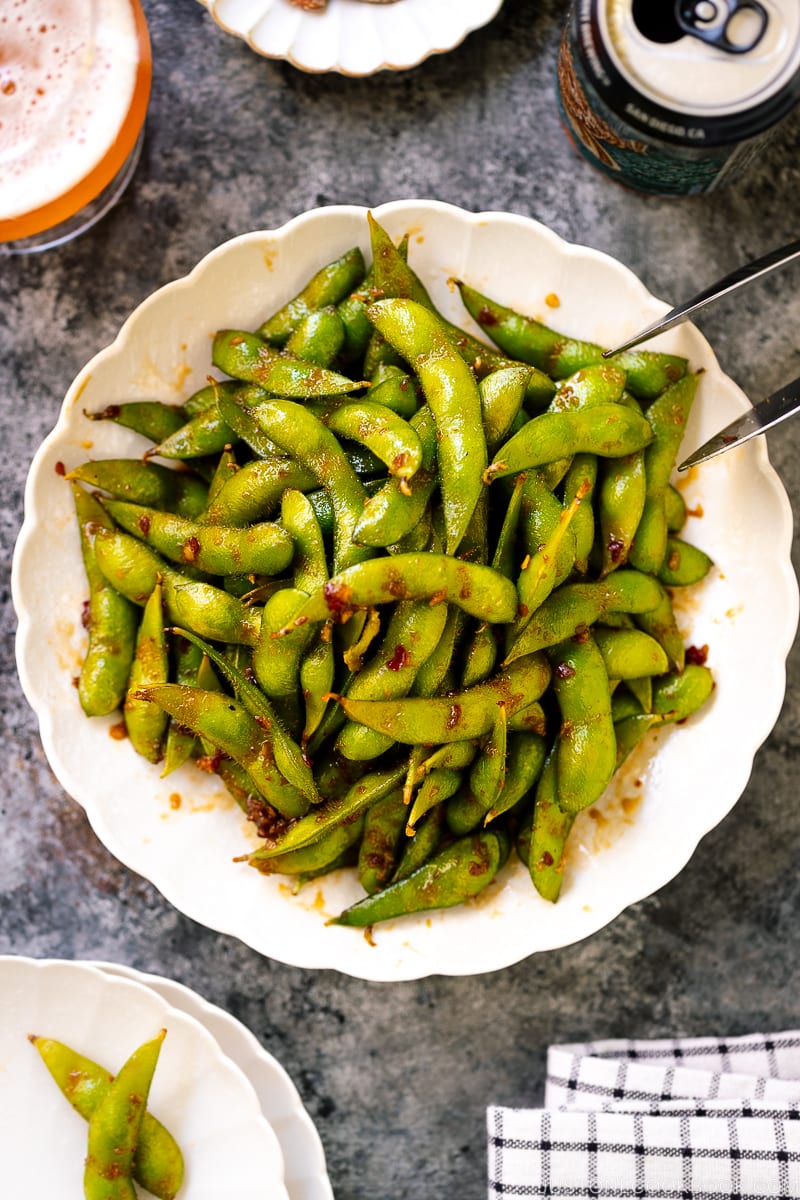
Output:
[69, 212, 714, 927]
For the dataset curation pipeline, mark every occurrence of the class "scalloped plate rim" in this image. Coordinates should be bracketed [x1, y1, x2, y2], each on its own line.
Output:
[197, 0, 506, 76]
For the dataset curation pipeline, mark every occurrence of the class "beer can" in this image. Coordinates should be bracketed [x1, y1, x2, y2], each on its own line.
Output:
[557, 0, 800, 195]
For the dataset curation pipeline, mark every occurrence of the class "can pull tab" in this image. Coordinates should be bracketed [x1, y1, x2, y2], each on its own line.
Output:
[675, 0, 768, 54]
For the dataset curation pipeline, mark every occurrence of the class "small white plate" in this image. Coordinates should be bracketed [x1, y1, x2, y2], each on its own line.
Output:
[0, 956, 289, 1197]
[197, 0, 505, 75]
[12, 200, 799, 980]
[93, 961, 333, 1200]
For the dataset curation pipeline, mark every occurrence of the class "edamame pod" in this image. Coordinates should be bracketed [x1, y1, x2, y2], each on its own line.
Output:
[67, 459, 208, 519]
[123, 581, 169, 764]
[257, 246, 366, 345]
[547, 633, 616, 814]
[103, 499, 294, 577]
[485, 405, 652, 481]
[283, 554, 518, 628]
[336, 653, 551, 746]
[455, 280, 687, 400]
[72, 483, 139, 718]
[367, 298, 487, 554]
[330, 829, 510, 927]
[84, 1029, 165, 1200]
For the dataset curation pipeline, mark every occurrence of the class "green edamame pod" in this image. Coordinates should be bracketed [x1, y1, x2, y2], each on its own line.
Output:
[485, 405, 652, 481]
[67, 459, 208, 519]
[407, 767, 463, 833]
[614, 663, 714, 766]
[212, 329, 363, 397]
[657, 536, 713, 587]
[284, 554, 518, 629]
[367, 298, 487, 555]
[85, 400, 187, 444]
[235, 397, 371, 573]
[461, 622, 499, 689]
[365, 366, 419, 418]
[491, 473, 526, 580]
[515, 477, 588, 635]
[285, 305, 346, 367]
[145, 396, 239, 462]
[392, 805, 446, 883]
[366, 214, 555, 407]
[252, 762, 406, 858]
[479, 366, 531, 453]
[160, 634, 203, 778]
[455, 280, 687, 400]
[103, 499, 294, 578]
[467, 702, 508, 817]
[358, 789, 408, 894]
[446, 730, 544, 836]
[411, 604, 465, 699]
[593, 626, 669, 680]
[547, 633, 616, 815]
[133, 684, 309, 819]
[200, 458, 317, 527]
[665, 483, 688, 532]
[72, 483, 139, 718]
[323, 400, 423, 488]
[337, 652, 551, 746]
[250, 814, 365, 877]
[94, 529, 262, 645]
[257, 246, 366, 345]
[633, 583, 685, 673]
[330, 829, 510, 927]
[30, 1035, 183, 1200]
[123, 581, 169, 764]
[84, 1029, 165, 1200]
[485, 731, 547, 824]
[336, 599, 449, 761]
[598, 445, 647, 575]
[629, 373, 698, 574]
[506, 569, 663, 662]
[549, 364, 627, 412]
[529, 754, 574, 903]
[173, 626, 319, 803]
[653, 662, 714, 716]
[253, 587, 317, 700]
[351, 404, 438, 548]
[282, 488, 329, 594]
[563, 454, 597, 575]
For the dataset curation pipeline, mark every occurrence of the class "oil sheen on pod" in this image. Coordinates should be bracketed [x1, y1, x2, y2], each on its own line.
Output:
[557, 0, 800, 195]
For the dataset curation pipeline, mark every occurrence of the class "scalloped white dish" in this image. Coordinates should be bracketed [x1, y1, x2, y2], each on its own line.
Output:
[0, 957, 289, 1197]
[12, 200, 799, 981]
[197, 0, 505, 75]
[94, 961, 333, 1200]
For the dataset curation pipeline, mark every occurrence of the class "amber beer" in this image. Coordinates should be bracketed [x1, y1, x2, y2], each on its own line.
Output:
[0, 0, 152, 251]
[557, 0, 800, 195]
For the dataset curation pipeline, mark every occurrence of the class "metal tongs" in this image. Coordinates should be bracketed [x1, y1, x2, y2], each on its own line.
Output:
[601, 238, 800, 470]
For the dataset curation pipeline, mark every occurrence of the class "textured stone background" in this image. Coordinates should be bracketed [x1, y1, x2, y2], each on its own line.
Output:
[2, 2, 800, 1197]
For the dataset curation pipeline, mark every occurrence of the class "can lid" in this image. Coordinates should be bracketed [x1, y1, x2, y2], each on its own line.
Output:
[602, 0, 800, 116]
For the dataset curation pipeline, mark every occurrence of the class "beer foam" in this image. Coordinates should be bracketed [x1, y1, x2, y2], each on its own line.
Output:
[0, 0, 141, 222]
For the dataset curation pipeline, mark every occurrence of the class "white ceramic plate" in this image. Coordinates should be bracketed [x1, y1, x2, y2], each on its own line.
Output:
[93, 961, 333, 1200]
[0, 956, 288, 1197]
[196, 0, 504, 75]
[12, 200, 798, 981]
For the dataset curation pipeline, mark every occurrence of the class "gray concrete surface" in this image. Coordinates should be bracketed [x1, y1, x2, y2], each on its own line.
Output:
[2, 2, 800, 1197]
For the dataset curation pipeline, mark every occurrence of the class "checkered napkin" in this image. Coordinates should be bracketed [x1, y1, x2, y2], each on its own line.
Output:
[488, 1031, 800, 1199]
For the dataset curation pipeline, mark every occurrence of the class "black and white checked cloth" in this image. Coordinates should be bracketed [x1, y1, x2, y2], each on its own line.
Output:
[488, 1031, 800, 1199]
